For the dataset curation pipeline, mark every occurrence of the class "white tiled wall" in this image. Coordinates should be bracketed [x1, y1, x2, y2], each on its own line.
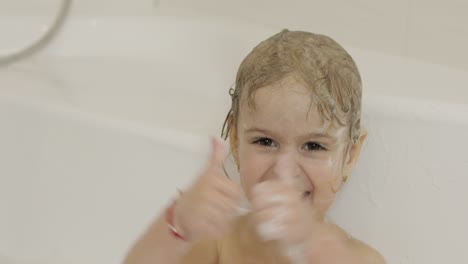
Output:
[1, 0, 467, 71]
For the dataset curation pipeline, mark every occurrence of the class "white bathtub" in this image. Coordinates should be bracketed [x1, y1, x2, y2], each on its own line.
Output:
[1, 16, 468, 263]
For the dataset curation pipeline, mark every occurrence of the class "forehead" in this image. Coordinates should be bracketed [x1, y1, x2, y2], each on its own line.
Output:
[239, 76, 340, 134]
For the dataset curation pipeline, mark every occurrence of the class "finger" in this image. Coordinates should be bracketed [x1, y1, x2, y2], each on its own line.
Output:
[207, 192, 239, 217]
[202, 181, 244, 218]
[252, 193, 289, 212]
[253, 205, 288, 225]
[204, 136, 227, 174]
[254, 209, 287, 241]
[274, 155, 298, 187]
[214, 177, 243, 201]
[251, 182, 288, 210]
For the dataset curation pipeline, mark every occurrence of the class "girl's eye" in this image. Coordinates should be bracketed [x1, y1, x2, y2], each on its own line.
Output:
[252, 137, 276, 147]
[303, 142, 326, 151]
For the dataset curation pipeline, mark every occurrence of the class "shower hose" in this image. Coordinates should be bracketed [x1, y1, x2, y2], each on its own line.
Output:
[0, 0, 72, 67]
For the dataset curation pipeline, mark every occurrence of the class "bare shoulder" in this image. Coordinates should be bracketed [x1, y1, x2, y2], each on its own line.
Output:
[349, 238, 385, 263]
[181, 239, 218, 264]
[328, 223, 385, 263]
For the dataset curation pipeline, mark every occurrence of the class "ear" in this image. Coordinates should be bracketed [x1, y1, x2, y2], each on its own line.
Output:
[343, 128, 367, 179]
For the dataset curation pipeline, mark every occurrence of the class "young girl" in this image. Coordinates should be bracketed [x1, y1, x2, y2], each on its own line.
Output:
[124, 29, 385, 264]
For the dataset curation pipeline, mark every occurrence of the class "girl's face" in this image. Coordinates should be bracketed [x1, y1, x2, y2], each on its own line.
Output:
[234, 76, 365, 216]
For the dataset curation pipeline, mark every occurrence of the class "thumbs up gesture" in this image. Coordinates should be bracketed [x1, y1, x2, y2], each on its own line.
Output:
[173, 137, 243, 243]
[250, 155, 321, 248]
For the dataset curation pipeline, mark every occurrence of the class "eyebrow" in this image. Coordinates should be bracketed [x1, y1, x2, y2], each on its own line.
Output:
[244, 127, 337, 141]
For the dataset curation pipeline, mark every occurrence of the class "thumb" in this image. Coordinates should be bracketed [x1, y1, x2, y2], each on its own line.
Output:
[204, 136, 227, 174]
[275, 155, 297, 187]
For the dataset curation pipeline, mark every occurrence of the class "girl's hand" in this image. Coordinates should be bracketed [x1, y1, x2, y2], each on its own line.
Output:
[250, 156, 324, 262]
[251, 179, 320, 246]
[174, 137, 243, 243]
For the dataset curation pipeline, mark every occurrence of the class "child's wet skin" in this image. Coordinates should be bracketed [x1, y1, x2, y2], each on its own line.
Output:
[236, 75, 350, 217]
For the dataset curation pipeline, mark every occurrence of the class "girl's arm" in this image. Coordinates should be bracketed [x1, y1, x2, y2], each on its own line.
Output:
[123, 213, 218, 264]
[123, 212, 190, 264]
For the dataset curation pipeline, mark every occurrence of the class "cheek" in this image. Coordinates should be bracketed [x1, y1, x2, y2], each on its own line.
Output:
[305, 156, 342, 183]
[304, 156, 343, 213]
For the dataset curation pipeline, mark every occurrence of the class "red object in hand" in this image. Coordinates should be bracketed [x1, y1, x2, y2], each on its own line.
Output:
[165, 191, 186, 241]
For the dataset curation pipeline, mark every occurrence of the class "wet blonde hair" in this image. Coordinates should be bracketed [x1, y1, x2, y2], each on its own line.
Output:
[222, 29, 362, 155]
